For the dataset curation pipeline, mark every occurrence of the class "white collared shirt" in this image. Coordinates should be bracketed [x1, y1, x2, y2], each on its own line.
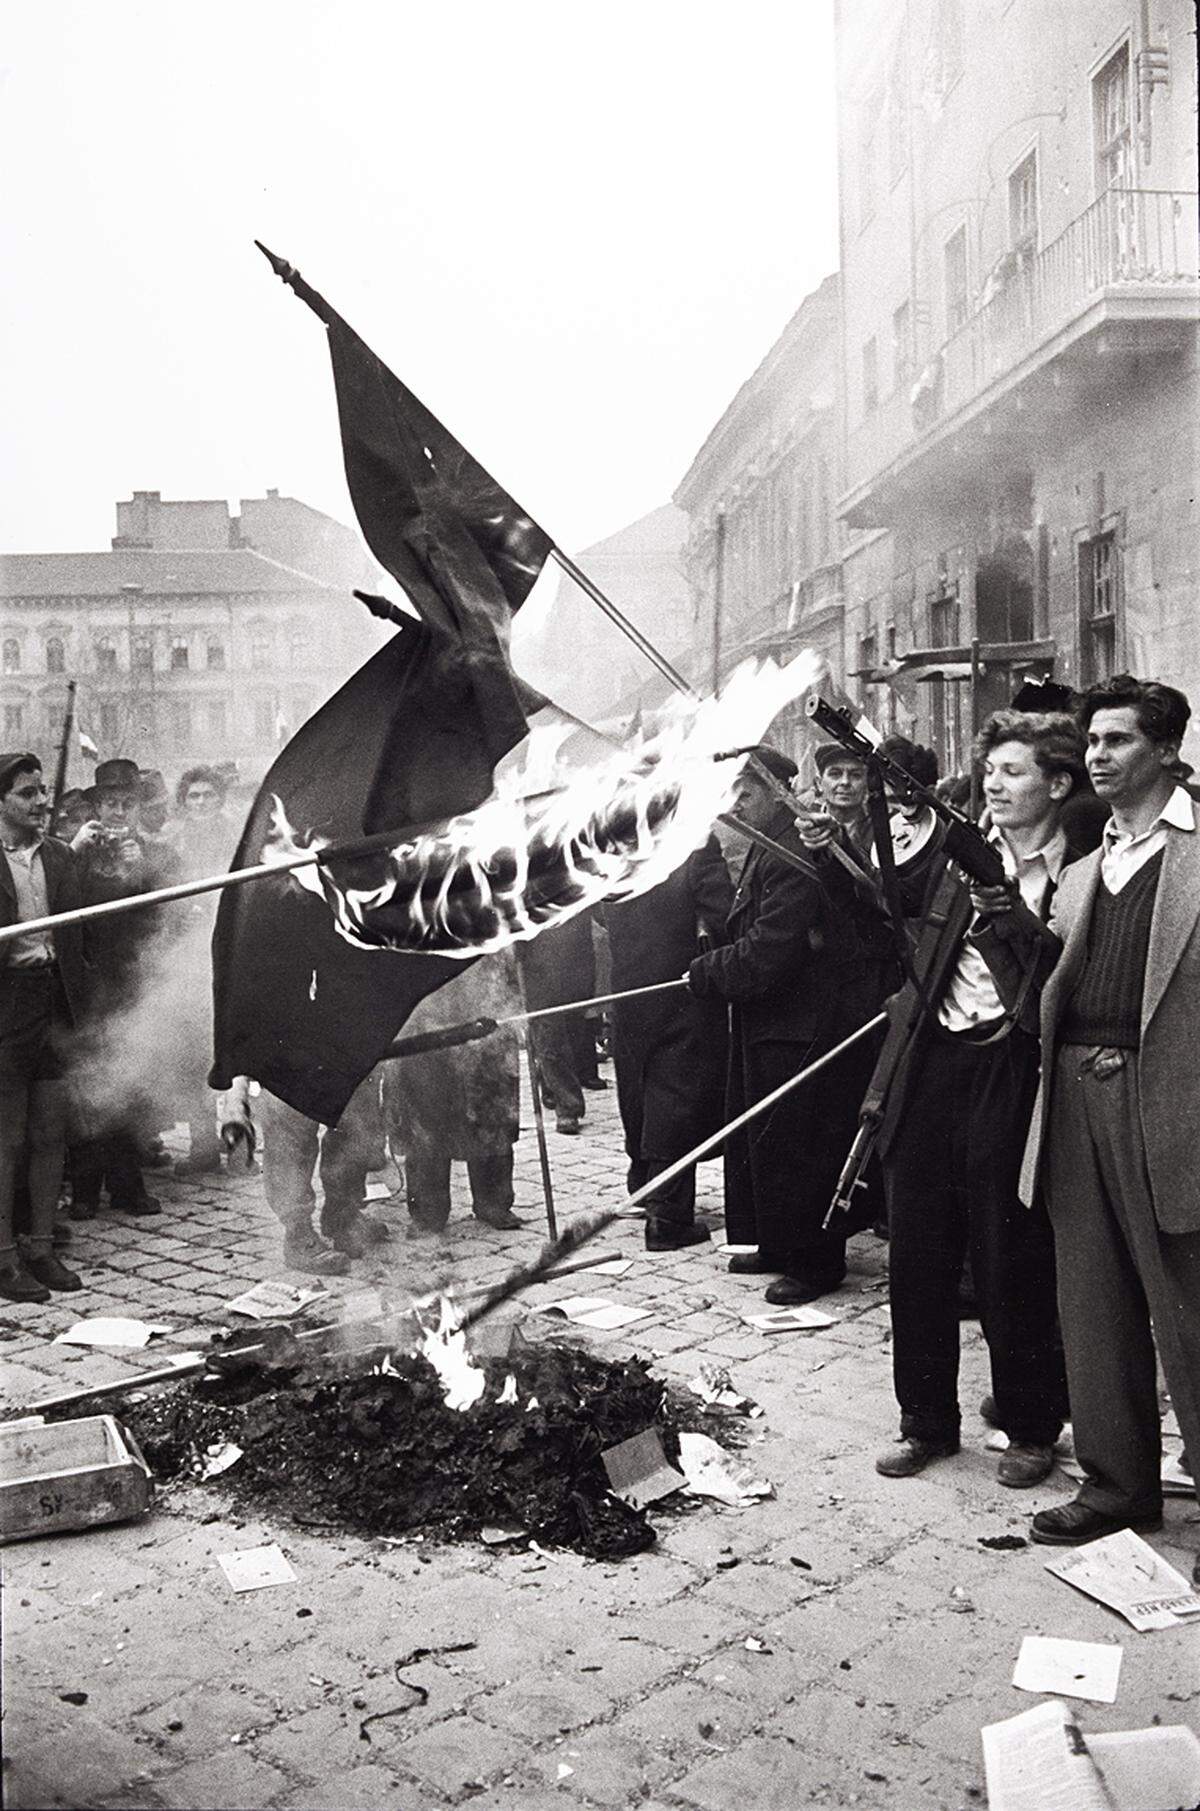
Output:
[1100, 784, 1195, 895]
[939, 825, 1067, 1033]
[2, 837, 53, 967]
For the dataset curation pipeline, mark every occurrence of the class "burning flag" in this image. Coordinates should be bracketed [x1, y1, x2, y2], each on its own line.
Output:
[265, 649, 821, 957]
[210, 250, 559, 1124]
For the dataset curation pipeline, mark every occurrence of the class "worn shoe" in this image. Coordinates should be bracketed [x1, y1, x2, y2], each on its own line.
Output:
[727, 1251, 777, 1275]
[875, 1436, 959, 1478]
[111, 1192, 161, 1217]
[0, 1264, 51, 1304]
[1030, 1498, 1163, 1545]
[580, 1077, 609, 1091]
[764, 1270, 845, 1305]
[645, 1221, 711, 1252]
[998, 1442, 1056, 1488]
[322, 1212, 393, 1257]
[472, 1203, 525, 1231]
[25, 1253, 83, 1292]
[555, 1115, 582, 1136]
[281, 1228, 352, 1277]
[68, 1195, 98, 1222]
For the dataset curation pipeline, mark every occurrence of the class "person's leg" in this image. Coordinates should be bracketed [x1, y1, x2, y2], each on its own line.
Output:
[530, 1017, 585, 1128]
[0, 1080, 33, 1283]
[21, 1078, 79, 1290]
[405, 1144, 452, 1232]
[466, 1148, 522, 1229]
[610, 1016, 646, 1195]
[106, 1124, 161, 1215]
[881, 1036, 969, 1455]
[319, 1075, 390, 1254]
[258, 1091, 349, 1275]
[963, 1033, 1065, 1456]
[1041, 1051, 1162, 1522]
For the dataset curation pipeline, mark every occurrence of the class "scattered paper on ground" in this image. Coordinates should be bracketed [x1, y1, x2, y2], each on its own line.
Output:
[54, 1318, 174, 1350]
[602, 1428, 685, 1509]
[686, 1363, 762, 1417]
[480, 1523, 526, 1545]
[1043, 1529, 1200, 1630]
[1088, 1725, 1200, 1811]
[740, 1306, 837, 1333]
[363, 1180, 392, 1201]
[536, 1297, 653, 1331]
[982, 1699, 1120, 1811]
[217, 1544, 297, 1592]
[226, 1281, 328, 1320]
[588, 1259, 634, 1277]
[199, 1441, 244, 1481]
[983, 1699, 1200, 1811]
[676, 1431, 774, 1506]
[1012, 1635, 1122, 1704]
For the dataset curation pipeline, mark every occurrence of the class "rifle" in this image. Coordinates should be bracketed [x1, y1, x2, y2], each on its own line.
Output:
[805, 695, 1008, 889]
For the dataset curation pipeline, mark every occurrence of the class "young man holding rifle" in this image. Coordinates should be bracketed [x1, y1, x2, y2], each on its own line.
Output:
[863, 711, 1084, 1485]
[976, 676, 1200, 1577]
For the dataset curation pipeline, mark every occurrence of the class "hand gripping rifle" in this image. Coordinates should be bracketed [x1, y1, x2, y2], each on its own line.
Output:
[807, 695, 1054, 1225]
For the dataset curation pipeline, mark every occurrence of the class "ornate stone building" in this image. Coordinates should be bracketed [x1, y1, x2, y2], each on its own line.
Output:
[835, 0, 1199, 771]
[0, 491, 384, 787]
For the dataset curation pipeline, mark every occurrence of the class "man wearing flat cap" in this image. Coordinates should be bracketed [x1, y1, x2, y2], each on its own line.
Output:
[687, 745, 867, 1304]
[0, 751, 88, 1301]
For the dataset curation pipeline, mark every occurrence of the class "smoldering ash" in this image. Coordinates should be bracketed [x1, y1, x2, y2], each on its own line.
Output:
[264, 650, 821, 957]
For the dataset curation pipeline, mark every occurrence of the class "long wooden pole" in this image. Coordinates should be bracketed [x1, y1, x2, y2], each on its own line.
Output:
[51, 680, 78, 812]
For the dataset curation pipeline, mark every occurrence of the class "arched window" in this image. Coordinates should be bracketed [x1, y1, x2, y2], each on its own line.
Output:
[95, 637, 117, 673]
[250, 629, 272, 671]
[289, 624, 312, 666]
[2, 638, 20, 675]
[207, 638, 226, 672]
[170, 637, 189, 671]
[46, 637, 65, 674]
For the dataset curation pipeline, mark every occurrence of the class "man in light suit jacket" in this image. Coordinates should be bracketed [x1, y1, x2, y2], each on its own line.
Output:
[979, 676, 1200, 1578]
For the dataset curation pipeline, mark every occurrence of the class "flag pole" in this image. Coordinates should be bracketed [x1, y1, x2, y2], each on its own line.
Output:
[51, 680, 78, 813]
[515, 951, 558, 1242]
[460, 1008, 889, 1331]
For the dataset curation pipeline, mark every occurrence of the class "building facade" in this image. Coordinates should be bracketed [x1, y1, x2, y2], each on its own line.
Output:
[673, 274, 844, 760]
[0, 491, 385, 788]
[835, 0, 1199, 771]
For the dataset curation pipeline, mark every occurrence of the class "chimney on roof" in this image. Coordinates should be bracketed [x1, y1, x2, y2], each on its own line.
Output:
[267, 488, 279, 500]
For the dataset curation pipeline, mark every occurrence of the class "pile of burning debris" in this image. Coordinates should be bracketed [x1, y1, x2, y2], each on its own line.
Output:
[52, 1309, 734, 1560]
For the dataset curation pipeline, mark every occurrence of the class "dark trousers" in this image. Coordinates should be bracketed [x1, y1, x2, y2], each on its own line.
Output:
[886, 1026, 1066, 1446]
[407, 1146, 514, 1230]
[1045, 1047, 1200, 1517]
[529, 1016, 585, 1121]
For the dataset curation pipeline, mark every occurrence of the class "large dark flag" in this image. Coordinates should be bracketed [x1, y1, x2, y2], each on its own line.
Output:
[210, 249, 554, 1123]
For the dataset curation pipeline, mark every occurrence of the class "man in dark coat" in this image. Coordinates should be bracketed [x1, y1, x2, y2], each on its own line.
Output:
[870, 711, 1084, 1488]
[687, 747, 865, 1304]
[69, 757, 180, 1218]
[0, 751, 88, 1301]
[604, 835, 733, 1250]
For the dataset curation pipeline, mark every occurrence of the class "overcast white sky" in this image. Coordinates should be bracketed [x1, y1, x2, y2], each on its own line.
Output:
[1, 1, 838, 558]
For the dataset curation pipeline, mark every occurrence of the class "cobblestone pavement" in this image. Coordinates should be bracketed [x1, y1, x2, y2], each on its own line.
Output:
[3, 1068, 1198, 1810]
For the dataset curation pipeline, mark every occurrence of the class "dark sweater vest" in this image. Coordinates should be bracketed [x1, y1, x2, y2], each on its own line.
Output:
[1059, 848, 1163, 1049]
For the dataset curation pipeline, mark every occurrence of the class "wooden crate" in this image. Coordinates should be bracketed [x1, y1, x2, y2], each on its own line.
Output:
[0, 1414, 153, 1543]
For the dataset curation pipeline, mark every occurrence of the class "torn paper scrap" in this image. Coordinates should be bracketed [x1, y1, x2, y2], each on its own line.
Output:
[54, 1318, 174, 1350]
[1088, 1724, 1200, 1811]
[480, 1523, 526, 1546]
[982, 1699, 1115, 1811]
[686, 1363, 762, 1417]
[536, 1297, 653, 1331]
[588, 1259, 634, 1277]
[1012, 1635, 1122, 1705]
[199, 1441, 244, 1481]
[217, 1544, 297, 1592]
[1043, 1528, 1200, 1631]
[602, 1428, 685, 1509]
[363, 1180, 392, 1201]
[740, 1306, 837, 1333]
[226, 1281, 328, 1320]
[676, 1431, 774, 1507]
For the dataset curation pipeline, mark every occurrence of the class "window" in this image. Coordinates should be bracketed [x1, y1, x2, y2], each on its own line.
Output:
[132, 635, 153, 673]
[289, 624, 313, 666]
[858, 631, 878, 707]
[1093, 43, 1131, 193]
[99, 701, 120, 745]
[1079, 530, 1119, 683]
[253, 697, 274, 741]
[250, 629, 271, 671]
[206, 699, 228, 740]
[207, 638, 226, 672]
[887, 38, 908, 185]
[892, 300, 912, 394]
[170, 637, 189, 671]
[929, 583, 960, 647]
[95, 637, 117, 673]
[2, 638, 19, 675]
[3, 704, 23, 737]
[44, 704, 65, 740]
[944, 225, 969, 335]
[862, 337, 879, 416]
[46, 636, 65, 674]
[1008, 150, 1038, 253]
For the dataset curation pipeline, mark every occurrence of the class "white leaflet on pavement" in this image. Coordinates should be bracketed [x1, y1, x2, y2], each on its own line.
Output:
[535, 1296, 653, 1330]
[217, 1543, 297, 1592]
[225, 1281, 328, 1320]
[981, 1700, 1114, 1811]
[54, 1318, 174, 1349]
[740, 1306, 837, 1333]
[1012, 1635, 1122, 1704]
[676, 1430, 774, 1506]
[1042, 1529, 1200, 1631]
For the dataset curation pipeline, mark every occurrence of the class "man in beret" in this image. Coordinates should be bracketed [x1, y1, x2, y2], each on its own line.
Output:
[0, 751, 87, 1301]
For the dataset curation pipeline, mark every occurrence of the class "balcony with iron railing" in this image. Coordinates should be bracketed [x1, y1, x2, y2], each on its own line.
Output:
[841, 188, 1199, 526]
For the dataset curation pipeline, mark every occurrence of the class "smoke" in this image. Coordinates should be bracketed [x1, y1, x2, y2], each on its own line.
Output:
[266, 649, 822, 958]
